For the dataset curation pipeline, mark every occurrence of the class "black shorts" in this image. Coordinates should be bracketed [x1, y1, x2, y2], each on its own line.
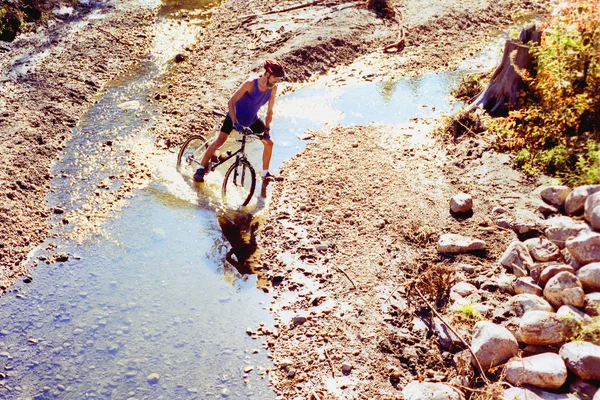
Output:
[221, 115, 266, 135]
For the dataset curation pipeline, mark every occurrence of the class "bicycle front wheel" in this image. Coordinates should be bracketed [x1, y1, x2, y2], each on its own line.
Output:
[177, 135, 209, 173]
[222, 159, 256, 208]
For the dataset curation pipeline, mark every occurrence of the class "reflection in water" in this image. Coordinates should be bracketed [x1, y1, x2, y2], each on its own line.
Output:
[378, 80, 399, 104]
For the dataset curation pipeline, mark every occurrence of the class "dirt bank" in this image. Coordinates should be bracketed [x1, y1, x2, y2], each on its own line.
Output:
[255, 120, 549, 397]
[0, 1, 155, 290]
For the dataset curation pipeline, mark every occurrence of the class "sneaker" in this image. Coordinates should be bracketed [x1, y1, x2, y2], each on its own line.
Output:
[193, 167, 205, 183]
[262, 172, 282, 182]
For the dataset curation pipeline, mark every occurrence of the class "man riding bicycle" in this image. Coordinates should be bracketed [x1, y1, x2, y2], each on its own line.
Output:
[193, 59, 285, 183]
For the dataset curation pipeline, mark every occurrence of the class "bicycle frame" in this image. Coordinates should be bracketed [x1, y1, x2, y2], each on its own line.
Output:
[207, 128, 255, 173]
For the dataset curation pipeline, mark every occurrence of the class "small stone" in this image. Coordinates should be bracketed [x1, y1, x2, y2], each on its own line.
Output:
[292, 316, 307, 325]
[174, 53, 186, 63]
[566, 232, 600, 265]
[470, 321, 518, 370]
[450, 282, 478, 298]
[543, 271, 585, 309]
[519, 311, 566, 346]
[437, 234, 485, 254]
[560, 341, 600, 381]
[576, 262, 600, 292]
[505, 353, 567, 390]
[450, 193, 473, 214]
[146, 373, 160, 384]
[287, 369, 296, 379]
[524, 238, 561, 262]
[541, 186, 571, 208]
[243, 366, 254, 373]
[341, 362, 352, 375]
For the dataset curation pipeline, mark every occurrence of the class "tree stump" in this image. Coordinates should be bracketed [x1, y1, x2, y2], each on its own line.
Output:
[468, 26, 542, 116]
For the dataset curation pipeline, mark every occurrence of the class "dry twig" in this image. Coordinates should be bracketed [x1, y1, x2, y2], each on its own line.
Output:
[412, 285, 491, 385]
[334, 265, 357, 289]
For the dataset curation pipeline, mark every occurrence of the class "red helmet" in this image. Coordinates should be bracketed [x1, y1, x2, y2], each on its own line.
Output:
[264, 59, 285, 78]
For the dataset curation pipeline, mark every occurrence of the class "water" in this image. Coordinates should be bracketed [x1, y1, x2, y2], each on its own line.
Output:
[0, 2, 505, 397]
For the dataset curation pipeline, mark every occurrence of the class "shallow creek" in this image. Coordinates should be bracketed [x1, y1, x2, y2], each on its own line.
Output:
[0, 3, 508, 398]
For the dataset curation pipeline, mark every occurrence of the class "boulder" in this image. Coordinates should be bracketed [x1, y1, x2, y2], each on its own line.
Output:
[519, 311, 566, 346]
[540, 264, 575, 285]
[504, 387, 577, 399]
[545, 216, 590, 249]
[505, 353, 567, 390]
[402, 381, 465, 400]
[511, 209, 545, 236]
[570, 379, 599, 400]
[543, 271, 585, 309]
[471, 321, 518, 370]
[592, 207, 600, 231]
[450, 193, 473, 214]
[585, 193, 600, 223]
[562, 248, 582, 271]
[541, 186, 571, 208]
[524, 238, 561, 262]
[556, 305, 592, 339]
[585, 292, 600, 316]
[565, 185, 600, 215]
[500, 241, 534, 277]
[559, 341, 600, 381]
[437, 234, 485, 254]
[514, 277, 543, 296]
[576, 262, 600, 292]
[508, 294, 554, 317]
[566, 232, 600, 265]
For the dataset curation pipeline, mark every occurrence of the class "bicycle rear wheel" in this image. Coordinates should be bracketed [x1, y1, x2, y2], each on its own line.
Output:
[222, 159, 256, 208]
[177, 135, 209, 173]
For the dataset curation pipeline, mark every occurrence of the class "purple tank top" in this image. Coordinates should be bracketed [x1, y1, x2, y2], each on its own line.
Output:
[233, 78, 272, 126]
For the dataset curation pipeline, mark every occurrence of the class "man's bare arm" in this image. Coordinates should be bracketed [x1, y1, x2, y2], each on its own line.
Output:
[265, 84, 278, 131]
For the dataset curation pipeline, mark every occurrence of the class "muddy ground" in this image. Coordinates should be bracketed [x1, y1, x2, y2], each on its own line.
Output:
[0, 0, 554, 397]
[0, 1, 156, 289]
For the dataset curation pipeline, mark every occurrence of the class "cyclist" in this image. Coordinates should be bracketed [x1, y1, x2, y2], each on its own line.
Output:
[193, 59, 285, 183]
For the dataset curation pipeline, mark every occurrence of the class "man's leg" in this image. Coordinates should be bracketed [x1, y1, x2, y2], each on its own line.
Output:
[261, 138, 274, 172]
[194, 131, 228, 182]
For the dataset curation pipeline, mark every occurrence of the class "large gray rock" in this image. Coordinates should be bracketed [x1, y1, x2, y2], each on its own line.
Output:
[591, 207, 600, 231]
[560, 341, 600, 381]
[471, 321, 518, 370]
[500, 241, 534, 277]
[519, 311, 566, 346]
[514, 277, 543, 296]
[540, 264, 575, 285]
[524, 238, 561, 262]
[576, 262, 600, 292]
[570, 379, 599, 400]
[545, 216, 590, 249]
[505, 353, 567, 390]
[585, 192, 600, 223]
[437, 234, 485, 254]
[450, 193, 473, 214]
[450, 282, 478, 298]
[557, 305, 591, 341]
[562, 248, 582, 271]
[541, 186, 571, 208]
[566, 185, 600, 216]
[566, 232, 600, 265]
[543, 271, 585, 309]
[585, 292, 600, 316]
[508, 294, 554, 317]
[504, 387, 577, 399]
[511, 210, 545, 236]
[402, 381, 465, 400]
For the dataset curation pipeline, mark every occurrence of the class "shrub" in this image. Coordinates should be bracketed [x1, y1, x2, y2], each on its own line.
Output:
[490, 0, 600, 184]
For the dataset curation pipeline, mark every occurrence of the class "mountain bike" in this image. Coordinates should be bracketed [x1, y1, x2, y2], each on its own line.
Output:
[177, 110, 259, 208]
